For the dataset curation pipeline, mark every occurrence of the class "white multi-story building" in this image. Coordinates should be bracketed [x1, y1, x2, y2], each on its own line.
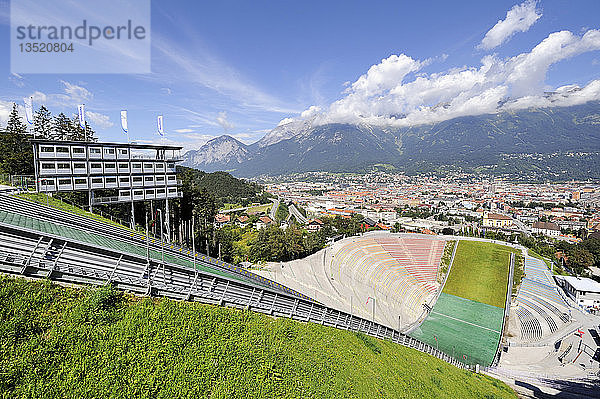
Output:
[32, 140, 183, 204]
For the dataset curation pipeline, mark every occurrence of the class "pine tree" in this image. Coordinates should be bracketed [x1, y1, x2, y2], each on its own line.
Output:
[71, 116, 98, 142]
[0, 103, 33, 175]
[33, 105, 53, 139]
[52, 113, 73, 141]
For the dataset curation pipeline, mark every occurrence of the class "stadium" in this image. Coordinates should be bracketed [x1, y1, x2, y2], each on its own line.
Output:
[0, 140, 598, 398]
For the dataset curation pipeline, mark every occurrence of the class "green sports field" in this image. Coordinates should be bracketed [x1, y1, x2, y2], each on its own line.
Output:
[442, 241, 517, 308]
[411, 240, 515, 366]
[411, 293, 504, 366]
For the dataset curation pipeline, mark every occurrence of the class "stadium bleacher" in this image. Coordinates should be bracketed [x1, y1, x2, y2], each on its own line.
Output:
[328, 234, 445, 322]
[512, 256, 570, 342]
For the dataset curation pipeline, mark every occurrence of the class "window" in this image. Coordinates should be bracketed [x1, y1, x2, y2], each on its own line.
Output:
[144, 176, 153, 182]
[132, 177, 143, 182]
[56, 147, 69, 153]
[105, 163, 116, 169]
[134, 190, 143, 196]
[41, 163, 55, 169]
[41, 180, 54, 186]
[73, 163, 85, 169]
[118, 163, 128, 168]
[58, 179, 71, 185]
[72, 148, 85, 154]
[91, 163, 102, 168]
[40, 146, 54, 153]
[105, 148, 115, 154]
[57, 163, 70, 169]
[106, 178, 117, 183]
[74, 178, 86, 184]
[168, 188, 177, 193]
[92, 178, 102, 184]
[132, 163, 141, 169]
[145, 189, 154, 194]
[120, 190, 130, 196]
[156, 188, 165, 194]
[167, 162, 175, 168]
[156, 163, 164, 169]
[144, 163, 153, 168]
[156, 176, 165, 182]
[119, 149, 128, 155]
[90, 148, 101, 154]
[119, 177, 129, 182]
[167, 175, 176, 181]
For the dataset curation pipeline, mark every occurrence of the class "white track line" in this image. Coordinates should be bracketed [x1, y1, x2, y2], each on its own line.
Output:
[430, 310, 502, 334]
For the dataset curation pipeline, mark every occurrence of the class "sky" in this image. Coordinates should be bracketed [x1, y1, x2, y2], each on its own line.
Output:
[1, 0, 599, 151]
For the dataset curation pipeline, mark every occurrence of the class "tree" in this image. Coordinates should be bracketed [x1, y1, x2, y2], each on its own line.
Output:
[567, 248, 594, 275]
[71, 116, 97, 142]
[0, 103, 33, 175]
[33, 106, 53, 139]
[52, 112, 73, 141]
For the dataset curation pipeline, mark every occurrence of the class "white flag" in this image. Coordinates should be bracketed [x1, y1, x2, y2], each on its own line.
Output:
[120, 110, 128, 133]
[77, 104, 85, 128]
[157, 115, 164, 136]
[24, 97, 33, 125]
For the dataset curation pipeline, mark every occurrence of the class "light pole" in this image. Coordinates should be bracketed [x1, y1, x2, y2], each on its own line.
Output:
[157, 209, 164, 264]
[367, 296, 376, 322]
[192, 215, 196, 270]
[145, 213, 149, 261]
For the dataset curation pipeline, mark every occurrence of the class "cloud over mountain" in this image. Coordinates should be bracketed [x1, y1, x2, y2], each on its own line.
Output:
[299, 28, 600, 129]
[479, 0, 542, 50]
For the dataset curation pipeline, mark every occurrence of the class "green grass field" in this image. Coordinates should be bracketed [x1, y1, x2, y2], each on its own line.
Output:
[443, 240, 517, 308]
[0, 276, 516, 399]
[411, 240, 516, 367]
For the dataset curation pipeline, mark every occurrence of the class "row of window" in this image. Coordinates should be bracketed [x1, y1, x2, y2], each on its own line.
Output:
[42, 175, 177, 185]
[38, 145, 175, 161]
[39, 161, 176, 173]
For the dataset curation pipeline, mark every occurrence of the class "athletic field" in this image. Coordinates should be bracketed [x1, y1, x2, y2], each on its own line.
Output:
[410, 240, 515, 366]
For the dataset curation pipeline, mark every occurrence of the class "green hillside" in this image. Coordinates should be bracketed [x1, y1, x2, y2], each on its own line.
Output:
[0, 276, 516, 399]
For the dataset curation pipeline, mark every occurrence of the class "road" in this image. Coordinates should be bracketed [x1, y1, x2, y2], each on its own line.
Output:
[269, 198, 279, 220]
[288, 203, 308, 224]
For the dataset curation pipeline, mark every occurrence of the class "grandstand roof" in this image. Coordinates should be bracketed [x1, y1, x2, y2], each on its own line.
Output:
[31, 139, 182, 150]
[558, 276, 600, 293]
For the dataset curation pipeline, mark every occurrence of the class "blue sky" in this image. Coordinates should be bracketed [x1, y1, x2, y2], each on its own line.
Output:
[1, 0, 600, 151]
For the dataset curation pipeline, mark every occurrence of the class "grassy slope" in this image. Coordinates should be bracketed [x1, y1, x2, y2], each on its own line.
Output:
[443, 241, 517, 308]
[0, 276, 516, 399]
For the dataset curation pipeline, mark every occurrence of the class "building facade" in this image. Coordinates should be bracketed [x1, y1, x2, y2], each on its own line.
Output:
[531, 221, 561, 237]
[482, 212, 513, 228]
[32, 140, 183, 204]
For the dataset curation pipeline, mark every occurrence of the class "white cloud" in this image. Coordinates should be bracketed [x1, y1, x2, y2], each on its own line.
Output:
[479, 0, 542, 50]
[0, 100, 18, 126]
[85, 111, 113, 129]
[152, 35, 300, 114]
[61, 80, 92, 104]
[9, 73, 25, 88]
[216, 111, 234, 131]
[303, 29, 600, 128]
[174, 128, 194, 133]
[277, 117, 296, 126]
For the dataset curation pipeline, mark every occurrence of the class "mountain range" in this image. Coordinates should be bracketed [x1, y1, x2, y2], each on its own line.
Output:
[182, 101, 600, 179]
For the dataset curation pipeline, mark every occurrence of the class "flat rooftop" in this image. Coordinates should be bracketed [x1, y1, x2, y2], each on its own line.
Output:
[31, 139, 182, 150]
[558, 275, 600, 293]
